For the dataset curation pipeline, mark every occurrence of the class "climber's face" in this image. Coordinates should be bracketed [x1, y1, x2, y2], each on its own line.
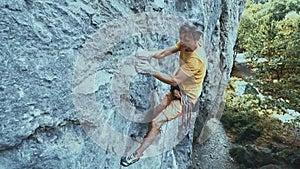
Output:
[179, 32, 199, 52]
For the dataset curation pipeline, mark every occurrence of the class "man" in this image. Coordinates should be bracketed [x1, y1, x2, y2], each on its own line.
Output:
[120, 22, 207, 167]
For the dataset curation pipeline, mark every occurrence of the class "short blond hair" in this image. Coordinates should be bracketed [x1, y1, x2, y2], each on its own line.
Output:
[179, 22, 203, 40]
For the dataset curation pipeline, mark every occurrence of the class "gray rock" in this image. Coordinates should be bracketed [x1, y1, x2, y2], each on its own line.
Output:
[0, 0, 245, 168]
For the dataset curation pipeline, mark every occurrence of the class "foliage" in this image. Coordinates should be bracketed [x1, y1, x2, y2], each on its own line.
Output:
[236, 0, 300, 111]
[229, 146, 253, 168]
[221, 92, 262, 143]
[223, 78, 300, 167]
[222, 78, 299, 145]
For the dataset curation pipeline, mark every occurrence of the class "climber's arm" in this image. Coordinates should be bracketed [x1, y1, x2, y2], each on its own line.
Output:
[152, 69, 189, 86]
[151, 46, 179, 59]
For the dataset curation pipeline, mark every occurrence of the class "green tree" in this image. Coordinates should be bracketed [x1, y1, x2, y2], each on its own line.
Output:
[236, 0, 300, 111]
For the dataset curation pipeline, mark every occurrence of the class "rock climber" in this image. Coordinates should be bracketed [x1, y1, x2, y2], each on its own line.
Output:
[120, 22, 207, 167]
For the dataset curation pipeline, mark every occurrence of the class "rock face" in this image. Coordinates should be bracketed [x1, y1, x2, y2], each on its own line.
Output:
[0, 0, 245, 168]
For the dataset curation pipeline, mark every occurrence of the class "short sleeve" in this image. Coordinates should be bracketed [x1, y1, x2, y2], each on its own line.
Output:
[175, 41, 181, 50]
[179, 58, 202, 77]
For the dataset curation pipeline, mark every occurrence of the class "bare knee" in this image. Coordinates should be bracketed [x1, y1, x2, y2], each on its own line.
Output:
[151, 119, 164, 130]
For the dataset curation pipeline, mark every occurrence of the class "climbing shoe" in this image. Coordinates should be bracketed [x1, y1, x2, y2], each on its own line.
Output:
[120, 152, 140, 167]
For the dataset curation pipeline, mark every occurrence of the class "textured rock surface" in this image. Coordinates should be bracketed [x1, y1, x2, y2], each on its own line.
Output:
[0, 0, 245, 168]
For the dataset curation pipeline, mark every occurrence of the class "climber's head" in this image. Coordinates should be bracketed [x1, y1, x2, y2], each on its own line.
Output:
[179, 22, 203, 52]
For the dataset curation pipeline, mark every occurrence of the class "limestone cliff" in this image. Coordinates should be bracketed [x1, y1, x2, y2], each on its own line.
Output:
[0, 0, 245, 168]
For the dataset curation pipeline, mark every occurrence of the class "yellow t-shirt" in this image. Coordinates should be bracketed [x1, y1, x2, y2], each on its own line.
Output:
[175, 41, 207, 101]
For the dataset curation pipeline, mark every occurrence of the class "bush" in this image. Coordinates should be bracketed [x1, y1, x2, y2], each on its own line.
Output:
[223, 78, 299, 167]
[222, 111, 262, 143]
